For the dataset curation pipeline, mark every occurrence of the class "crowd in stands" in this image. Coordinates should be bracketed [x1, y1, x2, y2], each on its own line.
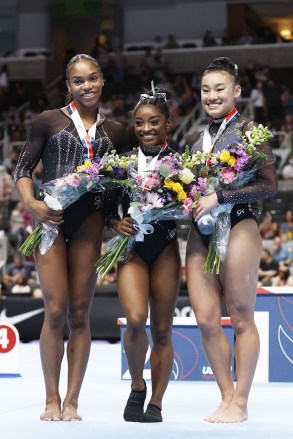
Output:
[1, 48, 293, 298]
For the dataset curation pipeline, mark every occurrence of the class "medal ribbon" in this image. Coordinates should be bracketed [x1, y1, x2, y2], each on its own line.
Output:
[67, 101, 100, 160]
[137, 140, 167, 189]
[203, 108, 240, 167]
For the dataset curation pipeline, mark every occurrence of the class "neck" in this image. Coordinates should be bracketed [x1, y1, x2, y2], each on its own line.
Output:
[72, 101, 98, 122]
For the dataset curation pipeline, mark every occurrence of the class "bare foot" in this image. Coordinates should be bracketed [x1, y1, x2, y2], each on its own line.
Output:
[213, 401, 248, 423]
[204, 399, 232, 423]
[62, 404, 82, 421]
[40, 402, 61, 421]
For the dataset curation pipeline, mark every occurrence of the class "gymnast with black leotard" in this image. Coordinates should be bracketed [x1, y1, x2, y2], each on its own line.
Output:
[14, 54, 127, 421]
[106, 86, 181, 423]
[186, 57, 277, 423]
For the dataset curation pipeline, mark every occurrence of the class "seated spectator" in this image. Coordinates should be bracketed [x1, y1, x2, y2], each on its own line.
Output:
[282, 154, 293, 180]
[164, 34, 180, 49]
[279, 210, 293, 240]
[153, 35, 164, 49]
[202, 30, 217, 47]
[258, 248, 279, 286]
[271, 265, 293, 286]
[111, 49, 129, 83]
[258, 211, 279, 239]
[271, 236, 292, 266]
[0, 165, 14, 204]
[2, 253, 36, 295]
[250, 81, 266, 125]
[221, 29, 234, 46]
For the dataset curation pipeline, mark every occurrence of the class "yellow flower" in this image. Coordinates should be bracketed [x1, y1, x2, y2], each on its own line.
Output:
[164, 180, 186, 200]
[220, 150, 230, 163]
[227, 156, 236, 167]
[177, 190, 187, 201]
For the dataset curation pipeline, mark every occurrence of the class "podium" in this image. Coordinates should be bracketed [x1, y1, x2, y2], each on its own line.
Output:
[0, 323, 21, 377]
[118, 316, 235, 381]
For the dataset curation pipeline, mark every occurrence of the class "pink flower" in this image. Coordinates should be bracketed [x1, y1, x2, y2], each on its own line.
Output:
[183, 197, 193, 214]
[219, 168, 237, 184]
[64, 173, 82, 187]
[143, 175, 160, 190]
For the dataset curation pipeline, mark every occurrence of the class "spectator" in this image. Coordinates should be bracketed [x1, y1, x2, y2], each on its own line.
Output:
[221, 29, 234, 46]
[271, 236, 292, 265]
[0, 165, 14, 203]
[263, 78, 285, 130]
[164, 34, 180, 49]
[2, 253, 36, 294]
[258, 211, 279, 239]
[0, 64, 9, 96]
[279, 210, 293, 240]
[250, 81, 266, 125]
[153, 35, 164, 49]
[258, 248, 279, 286]
[282, 154, 293, 180]
[111, 49, 129, 83]
[202, 30, 217, 47]
[271, 265, 293, 286]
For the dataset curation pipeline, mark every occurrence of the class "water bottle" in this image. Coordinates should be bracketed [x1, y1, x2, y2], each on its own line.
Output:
[197, 213, 216, 235]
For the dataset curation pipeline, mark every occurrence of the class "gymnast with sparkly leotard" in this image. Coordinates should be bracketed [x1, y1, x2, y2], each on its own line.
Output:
[186, 57, 278, 423]
[106, 86, 181, 423]
[14, 54, 127, 422]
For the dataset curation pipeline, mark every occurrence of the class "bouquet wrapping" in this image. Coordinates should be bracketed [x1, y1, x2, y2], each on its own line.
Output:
[96, 148, 210, 277]
[202, 123, 274, 274]
[19, 152, 137, 256]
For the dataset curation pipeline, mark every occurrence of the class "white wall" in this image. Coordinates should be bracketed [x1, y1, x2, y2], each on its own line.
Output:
[124, 1, 227, 43]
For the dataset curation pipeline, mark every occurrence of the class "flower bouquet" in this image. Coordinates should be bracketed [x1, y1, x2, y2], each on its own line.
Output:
[202, 123, 274, 274]
[19, 152, 137, 256]
[96, 147, 210, 277]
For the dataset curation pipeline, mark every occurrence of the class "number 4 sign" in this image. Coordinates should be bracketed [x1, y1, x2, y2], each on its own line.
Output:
[0, 323, 20, 376]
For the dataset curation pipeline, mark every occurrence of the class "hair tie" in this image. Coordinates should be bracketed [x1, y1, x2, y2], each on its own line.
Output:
[234, 64, 238, 73]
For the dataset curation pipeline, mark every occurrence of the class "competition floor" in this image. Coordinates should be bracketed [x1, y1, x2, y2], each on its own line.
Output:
[1, 340, 292, 439]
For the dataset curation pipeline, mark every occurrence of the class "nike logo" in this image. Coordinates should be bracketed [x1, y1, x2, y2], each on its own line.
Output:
[0, 308, 44, 325]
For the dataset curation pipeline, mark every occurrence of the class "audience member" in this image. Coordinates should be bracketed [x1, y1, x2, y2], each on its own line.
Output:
[258, 248, 279, 286]
[164, 34, 180, 49]
[279, 210, 293, 240]
[271, 236, 292, 266]
[2, 253, 36, 294]
[258, 211, 279, 239]
[282, 154, 293, 180]
[271, 265, 293, 286]
[202, 30, 217, 47]
[250, 81, 266, 125]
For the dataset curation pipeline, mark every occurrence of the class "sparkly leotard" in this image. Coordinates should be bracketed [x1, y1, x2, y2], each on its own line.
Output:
[14, 109, 128, 239]
[191, 115, 278, 245]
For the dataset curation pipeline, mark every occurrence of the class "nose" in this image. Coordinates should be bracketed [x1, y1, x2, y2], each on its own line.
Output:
[207, 90, 218, 100]
[142, 122, 152, 132]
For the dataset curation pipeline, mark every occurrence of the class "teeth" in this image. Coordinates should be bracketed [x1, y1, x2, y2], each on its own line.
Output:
[83, 93, 94, 97]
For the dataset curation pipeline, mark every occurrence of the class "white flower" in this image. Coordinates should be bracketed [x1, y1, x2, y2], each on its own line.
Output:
[179, 168, 194, 184]
[141, 192, 164, 212]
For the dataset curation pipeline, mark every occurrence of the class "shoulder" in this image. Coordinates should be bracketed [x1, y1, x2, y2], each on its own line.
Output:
[32, 109, 63, 126]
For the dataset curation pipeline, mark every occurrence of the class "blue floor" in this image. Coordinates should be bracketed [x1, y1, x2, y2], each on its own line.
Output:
[1, 340, 292, 439]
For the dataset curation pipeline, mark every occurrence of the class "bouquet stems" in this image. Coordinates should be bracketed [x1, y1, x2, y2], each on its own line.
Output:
[19, 224, 43, 256]
[96, 236, 130, 278]
[203, 239, 221, 274]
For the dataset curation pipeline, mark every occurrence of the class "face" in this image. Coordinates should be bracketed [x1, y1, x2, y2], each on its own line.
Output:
[66, 60, 103, 109]
[201, 71, 241, 118]
[134, 105, 170, 146]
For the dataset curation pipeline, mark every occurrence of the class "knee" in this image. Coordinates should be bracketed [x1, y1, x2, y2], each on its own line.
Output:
[195, 312, 220, 336]
[228, 304, 252, 335]
[126, 313, 147, 337]
[45, 307, 67, 331]
[151, 327, 172, 347]
[67, 301, 90, 330]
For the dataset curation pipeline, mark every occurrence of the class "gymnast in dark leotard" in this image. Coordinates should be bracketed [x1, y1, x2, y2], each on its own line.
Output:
[14, 54, 127, 422]
[106, 86, 181, 423]
[185, 57, 277, 424]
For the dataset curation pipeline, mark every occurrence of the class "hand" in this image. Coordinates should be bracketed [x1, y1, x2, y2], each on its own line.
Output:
[28, 199, 64, 225]
[116, 217, 139, 237]
[248, 200, 263, 219]
[193, 193, 219, 221]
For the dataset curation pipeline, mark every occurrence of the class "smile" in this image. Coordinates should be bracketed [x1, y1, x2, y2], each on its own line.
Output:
[82, 92, 95, 97]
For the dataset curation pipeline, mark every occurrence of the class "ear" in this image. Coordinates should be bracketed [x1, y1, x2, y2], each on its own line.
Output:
[66, 80, 71, 93]
[234, 84, 241, 99]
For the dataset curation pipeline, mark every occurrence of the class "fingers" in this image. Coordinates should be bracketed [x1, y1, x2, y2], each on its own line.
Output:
[119, 218, 139, 236]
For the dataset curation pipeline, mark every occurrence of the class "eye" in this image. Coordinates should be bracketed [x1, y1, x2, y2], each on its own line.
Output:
[90, 75, 99, 81]
[134, 120, 143, 127]
[73, 79, 82, 85]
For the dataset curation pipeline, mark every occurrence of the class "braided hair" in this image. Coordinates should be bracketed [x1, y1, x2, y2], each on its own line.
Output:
[203, 57, 240, 85]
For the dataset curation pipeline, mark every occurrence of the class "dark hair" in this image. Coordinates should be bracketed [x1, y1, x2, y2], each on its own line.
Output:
[65, 53, 102, 80]
[203, 57, 240, 85]
[133, 85, 170, 119]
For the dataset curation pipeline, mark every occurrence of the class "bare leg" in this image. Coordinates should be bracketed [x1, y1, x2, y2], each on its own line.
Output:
[117, 255, 149, 390]
[62, 211, 104, 421]
[148, 241, 181, 409]
[186, 226, 235, 422]
[214, 220, 262, 423]
[35, 234, 68, 421]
